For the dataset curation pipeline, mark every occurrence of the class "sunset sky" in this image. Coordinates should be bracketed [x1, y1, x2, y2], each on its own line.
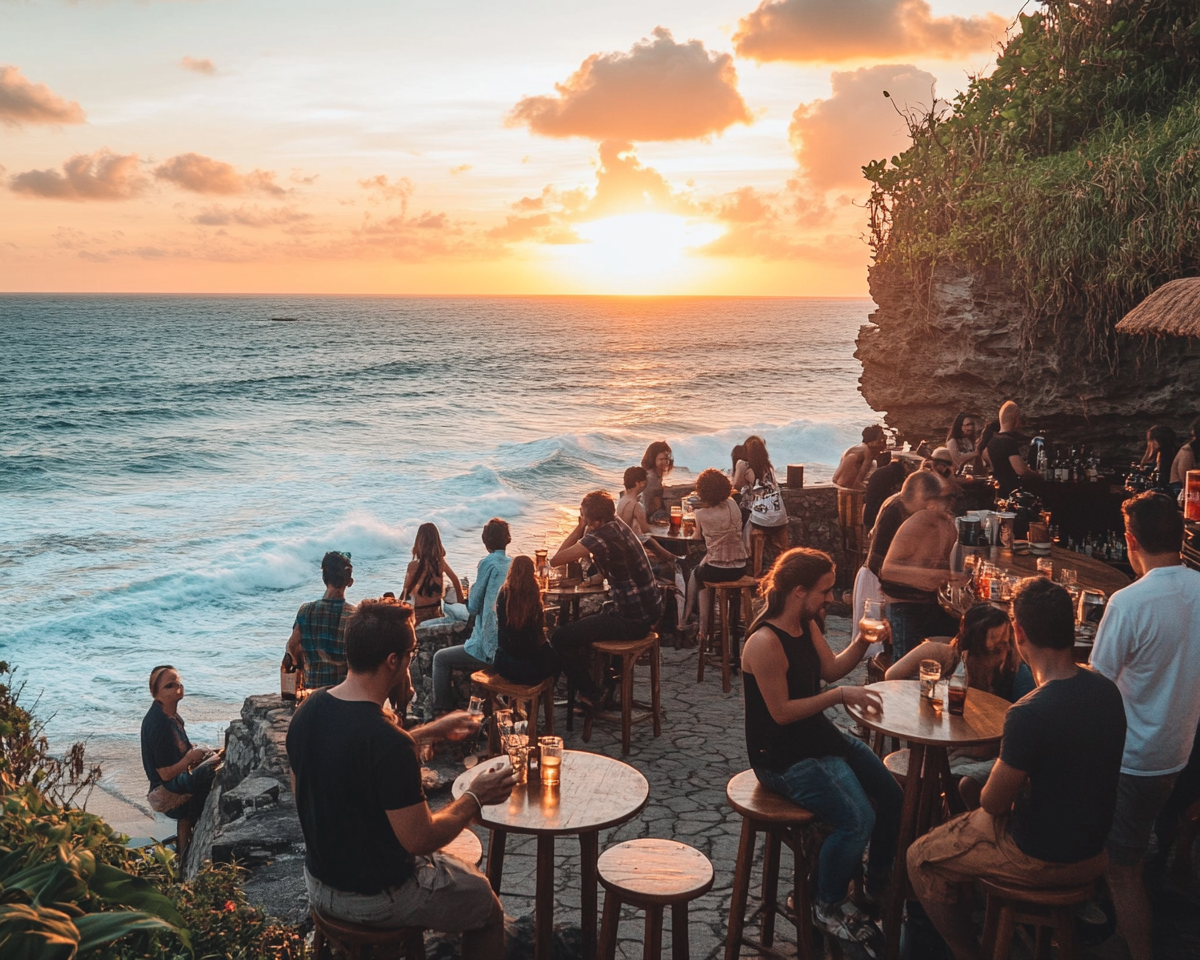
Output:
[2, 0, 1014, 295]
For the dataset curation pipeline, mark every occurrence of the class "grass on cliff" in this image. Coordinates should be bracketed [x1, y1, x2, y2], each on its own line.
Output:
[866, 0, 1200, 346]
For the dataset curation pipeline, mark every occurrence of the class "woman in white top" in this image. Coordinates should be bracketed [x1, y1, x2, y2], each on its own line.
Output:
[733, 434, 789, 560]
[686, 468, 750, 639]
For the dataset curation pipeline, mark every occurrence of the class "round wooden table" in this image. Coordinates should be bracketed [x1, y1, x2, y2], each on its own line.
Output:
[453, 749, 649, 960]
[649, 529, 707, 562]
[844, 680, 1009, 960]
[544, 582, 609, 624]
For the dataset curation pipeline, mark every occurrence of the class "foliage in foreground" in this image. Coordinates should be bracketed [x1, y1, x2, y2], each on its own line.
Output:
[865, 0, 1200, 346]
[0, 663, 305, 958]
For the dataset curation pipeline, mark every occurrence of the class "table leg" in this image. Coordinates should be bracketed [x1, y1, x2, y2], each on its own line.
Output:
[671, 902, 689, 960]
[885, 741, 926, 960]
[580, 830, 599, 960]
[536, 834, 556, 960]
[486, 829, 506, 894]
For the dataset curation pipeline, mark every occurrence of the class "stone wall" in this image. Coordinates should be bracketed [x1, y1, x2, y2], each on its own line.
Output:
[857, 261, 1200, 458]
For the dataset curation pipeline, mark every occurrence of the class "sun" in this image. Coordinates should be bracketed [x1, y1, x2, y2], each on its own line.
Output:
[549, 213, 726, 294]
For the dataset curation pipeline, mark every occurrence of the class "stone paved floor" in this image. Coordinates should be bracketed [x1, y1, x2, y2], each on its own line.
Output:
[429, 616, 1200, 959]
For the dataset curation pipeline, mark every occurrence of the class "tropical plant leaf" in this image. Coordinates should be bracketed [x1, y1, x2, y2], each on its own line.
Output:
[74, 910, 179, 953]
[0, 902, 79, 960]
[92, 862, 187, 928]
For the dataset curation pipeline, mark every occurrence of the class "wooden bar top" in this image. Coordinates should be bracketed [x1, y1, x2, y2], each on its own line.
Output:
[1001, 545, 1130, 596]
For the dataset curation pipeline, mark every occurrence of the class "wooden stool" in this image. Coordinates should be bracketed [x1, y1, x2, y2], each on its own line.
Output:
[583, 633, 661, 755]
[440, 828, 483, 867]
[883, 749, 909, 787]
[597, 838, 714, 960]
[724, 770, 826, 960]
[750, 528, 766, 577]
[470, 670, 554, 757]
[699, 576, 758, 693]
[836, 486, 866, 571]
[979, 878, 1094, 960]
[311, 906, 425, 960]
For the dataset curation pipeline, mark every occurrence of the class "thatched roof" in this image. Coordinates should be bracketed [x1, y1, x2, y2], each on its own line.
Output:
[1116, 278, 1200, 339]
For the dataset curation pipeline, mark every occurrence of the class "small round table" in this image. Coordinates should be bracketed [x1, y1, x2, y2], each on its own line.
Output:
[544, 582, 610, 624]
[453, 749, 649, 960]
[843, 679, 1009, 960]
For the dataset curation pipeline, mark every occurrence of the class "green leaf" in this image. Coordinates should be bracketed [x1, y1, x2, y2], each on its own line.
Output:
[0, 903, 79, 960]
[91, 863, 186, 928]
[74, 911, 178, 953]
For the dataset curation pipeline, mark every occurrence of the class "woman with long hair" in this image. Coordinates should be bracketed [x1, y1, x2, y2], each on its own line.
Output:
[403, 523, 466, 624]
[1140, 425, 1178, 492]
[685, 468, 750, 638]
[493, 555, 562, 686]
[733, 435, 789, 562]
[741, 548, 899, 949]
[945, 413, 978, 475]
[639, 441, 674, 523]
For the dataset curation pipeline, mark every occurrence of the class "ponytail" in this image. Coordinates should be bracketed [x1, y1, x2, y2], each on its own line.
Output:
[747, 547, 835, 635]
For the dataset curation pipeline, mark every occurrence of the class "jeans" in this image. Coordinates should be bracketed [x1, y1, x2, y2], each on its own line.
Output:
[432, 644, 489, 714]
[756, 733, 903, 906]
[551, 611, 655, 702]
[886, 601, 958, 660]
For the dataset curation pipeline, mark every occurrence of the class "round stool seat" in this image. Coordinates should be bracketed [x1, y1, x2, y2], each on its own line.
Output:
[701, 575, 759, 590]
[311, 905, 426, 959]
[593, 633, 657, 656]
[470, 670, 553, 699]
[440, 829, 483, 867]
[598, 839, 714, 905]
[725, 769, 817, 825]
[980, 878, 1094, 906]
[884, 749, 909, 780]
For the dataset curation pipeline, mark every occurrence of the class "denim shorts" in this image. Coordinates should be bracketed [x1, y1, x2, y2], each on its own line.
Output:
[1106, 771, 1180, 866]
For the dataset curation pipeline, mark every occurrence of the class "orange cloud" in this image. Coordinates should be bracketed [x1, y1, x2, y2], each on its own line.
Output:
[358, 175, 415, 208]
[508, 27, 752, 142]
[180, 56, 216, 75]
[9, 150, 145, 201]
[192, 204, 311, 227]
[790, 63, 939, 189]
[0, 64, 86, 127]
[154, 153, 287, 196]
[733, 0, 1006, 63]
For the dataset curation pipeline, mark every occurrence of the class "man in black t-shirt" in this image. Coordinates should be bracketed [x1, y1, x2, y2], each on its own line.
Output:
[986, 400, 1040, 497]
[908, 579, 1125, 960]
[287, 598, 515, 957]
[862, 455, 917, 531]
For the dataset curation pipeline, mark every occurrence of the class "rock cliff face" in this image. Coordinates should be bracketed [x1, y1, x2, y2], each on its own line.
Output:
[857, 262, 1200, 457]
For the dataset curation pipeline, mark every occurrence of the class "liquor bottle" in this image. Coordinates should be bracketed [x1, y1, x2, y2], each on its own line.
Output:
[281, 652, 300, 701]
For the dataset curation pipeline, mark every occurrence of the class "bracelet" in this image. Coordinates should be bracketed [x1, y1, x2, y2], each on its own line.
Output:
[464, 790, 484, 811]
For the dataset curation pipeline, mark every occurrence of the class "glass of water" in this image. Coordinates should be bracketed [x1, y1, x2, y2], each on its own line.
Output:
[919, 660, 942, 703]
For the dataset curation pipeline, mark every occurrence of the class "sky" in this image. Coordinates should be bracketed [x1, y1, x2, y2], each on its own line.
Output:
[1, 0, 1019, 295]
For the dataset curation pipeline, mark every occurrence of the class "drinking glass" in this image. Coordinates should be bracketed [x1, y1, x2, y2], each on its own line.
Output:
[494, 709, 514, 745]
[1077, 590, 1106, 635]
[919, 660, 942, 703]
[859, 598, 888, 644]
[505, 735, 529, 784]
[1036, 558, 1053, 579]
[669, 505, 682, 536]
[1060, 568, 1078, 587]
[467, 696, 485, 719]
[538, 736, 563, 785]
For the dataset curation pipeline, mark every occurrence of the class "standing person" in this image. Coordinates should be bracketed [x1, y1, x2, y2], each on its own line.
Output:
[985, 401, 1039, 498]
[684, 468, 749, 639]
[286, 550, 355, 690]
[493, 556, 562, 687]
[741, 548, 900, 950]
[1139, 424, 1178, 493]
[430, 519, 511, 716]
[832, 425, 887, 491]
[403, 523, 466, 625]
[945, 413, 978, 475]
[734, 435, 789, 561]
[1090, 492, 1200, 960]
[908, 579, 1126, 960]
[1168, 416, 1199, 496]
[287, 598, 515, 959]
[862, 453, 915, 533]
[141, 665, 222, 859]
[639, 441, 674, 523]
[549, 491, 663, 708]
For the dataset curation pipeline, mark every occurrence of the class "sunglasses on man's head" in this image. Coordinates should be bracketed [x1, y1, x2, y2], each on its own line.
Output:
[335, 551, 351, 561]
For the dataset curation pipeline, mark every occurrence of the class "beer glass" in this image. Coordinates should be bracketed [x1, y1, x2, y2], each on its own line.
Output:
[538, 736, 563, 785]
[669, 505, 682, 536]
[859, 598, 888, 644]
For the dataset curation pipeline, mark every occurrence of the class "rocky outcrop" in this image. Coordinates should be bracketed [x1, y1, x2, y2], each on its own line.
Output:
[857, 261, 1200, 457]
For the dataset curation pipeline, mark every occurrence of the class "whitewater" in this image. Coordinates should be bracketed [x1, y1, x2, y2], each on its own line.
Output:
[0, 294, 879, 807]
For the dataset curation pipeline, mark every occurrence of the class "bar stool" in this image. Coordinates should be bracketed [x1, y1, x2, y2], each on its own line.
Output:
[582, 632, 661, 755]
[836, 485, 866, 571]
[439, 828, 483, 868]
[470, 670, 555, 757]
[979, 878, 1096, 960]
[698, 575, 758, 693]
[597, 838, 714, 960]
[311, 907, 425, 959]
[750, 528, 766, 577]
[724, 770, 826, 960]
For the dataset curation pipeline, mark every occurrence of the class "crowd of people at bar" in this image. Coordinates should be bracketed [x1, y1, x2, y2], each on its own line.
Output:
[138, 413, 1199, 960]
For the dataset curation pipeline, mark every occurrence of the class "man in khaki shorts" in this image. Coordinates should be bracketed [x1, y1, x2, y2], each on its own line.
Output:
[907, 579, 1126, 960]
[287, 597, 516, 958]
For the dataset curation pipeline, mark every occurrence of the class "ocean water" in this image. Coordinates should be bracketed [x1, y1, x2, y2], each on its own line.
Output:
[0, 295, 878, 803]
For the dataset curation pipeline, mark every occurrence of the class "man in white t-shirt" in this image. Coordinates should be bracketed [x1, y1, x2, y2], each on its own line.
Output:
[1090, 491, 1200, 960]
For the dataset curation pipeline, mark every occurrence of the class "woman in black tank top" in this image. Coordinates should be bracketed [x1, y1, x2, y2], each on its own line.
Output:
[741, 549, 903, 948]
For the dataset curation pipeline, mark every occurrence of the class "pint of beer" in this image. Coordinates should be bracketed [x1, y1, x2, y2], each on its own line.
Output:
[1186, 470, 1200, 522]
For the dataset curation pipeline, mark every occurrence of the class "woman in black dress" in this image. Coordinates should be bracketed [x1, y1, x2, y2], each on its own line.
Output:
[493, 556, 562, 686]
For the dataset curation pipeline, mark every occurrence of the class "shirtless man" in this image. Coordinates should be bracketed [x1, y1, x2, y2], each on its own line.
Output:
[617, 467, 652, 533]
[833, 425, 888, 491]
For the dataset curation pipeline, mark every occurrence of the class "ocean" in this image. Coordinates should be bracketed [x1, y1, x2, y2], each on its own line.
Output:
[0, 295, 878, 809]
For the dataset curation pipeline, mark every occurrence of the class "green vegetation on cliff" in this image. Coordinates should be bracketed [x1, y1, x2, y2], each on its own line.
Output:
[866, 0, 1200, 342]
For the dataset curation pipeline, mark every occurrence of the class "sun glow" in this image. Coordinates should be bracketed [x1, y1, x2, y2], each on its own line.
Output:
[550, 213, 726, 294]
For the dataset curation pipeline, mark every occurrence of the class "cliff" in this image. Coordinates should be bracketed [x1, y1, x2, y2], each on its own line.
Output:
[856, 261, 1200, 457]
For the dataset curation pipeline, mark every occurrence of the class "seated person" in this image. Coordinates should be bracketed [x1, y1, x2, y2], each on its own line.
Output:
[832, 425, 887, 491]
[432, 519, 511, 716]
[862, 452, 915, 532]
[403, 523, 466, 625]
[684, 468, 749, 638]
[493, 556, 562, 687]
[287, 598, 516, 958]
[550, 490, 664, 708]
[923, 447, 956, 481]
[907, 579, 1126, 960]
[886, 603, 1035, 807]
[141, 665, 222, 858]
[945, 413, 978, 475]
[639, 441, 674, 523]
[986, 401, 1040, 498]
[616, 465, 679, 569]
[878, 475, 962, 658]
[286, 550, 355, 690]
[742, 548, 900, 950]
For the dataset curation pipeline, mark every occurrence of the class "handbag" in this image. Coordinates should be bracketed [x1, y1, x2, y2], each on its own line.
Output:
[749, 470, 787, 527]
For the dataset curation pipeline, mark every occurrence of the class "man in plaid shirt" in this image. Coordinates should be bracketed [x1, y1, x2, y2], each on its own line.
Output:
[286, 551, 356, 690]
